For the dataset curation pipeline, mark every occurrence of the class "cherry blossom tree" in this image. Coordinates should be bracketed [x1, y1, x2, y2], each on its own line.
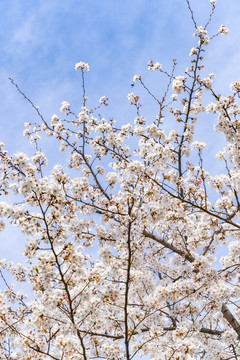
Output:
[0, 1, 240, 359]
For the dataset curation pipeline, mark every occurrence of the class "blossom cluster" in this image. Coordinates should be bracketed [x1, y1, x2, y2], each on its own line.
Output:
[148, 60, 162, 71]
[127, 92, 140, 105]
[172, 76, 185, 94]
[219, 25, 229, 35]
[75, 61, 90, 71]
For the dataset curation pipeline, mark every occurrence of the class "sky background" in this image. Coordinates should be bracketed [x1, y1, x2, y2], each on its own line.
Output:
[0, 0, 240, 262]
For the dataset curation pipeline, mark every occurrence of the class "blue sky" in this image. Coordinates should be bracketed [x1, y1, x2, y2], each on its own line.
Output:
[0, 0, 240, 262]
